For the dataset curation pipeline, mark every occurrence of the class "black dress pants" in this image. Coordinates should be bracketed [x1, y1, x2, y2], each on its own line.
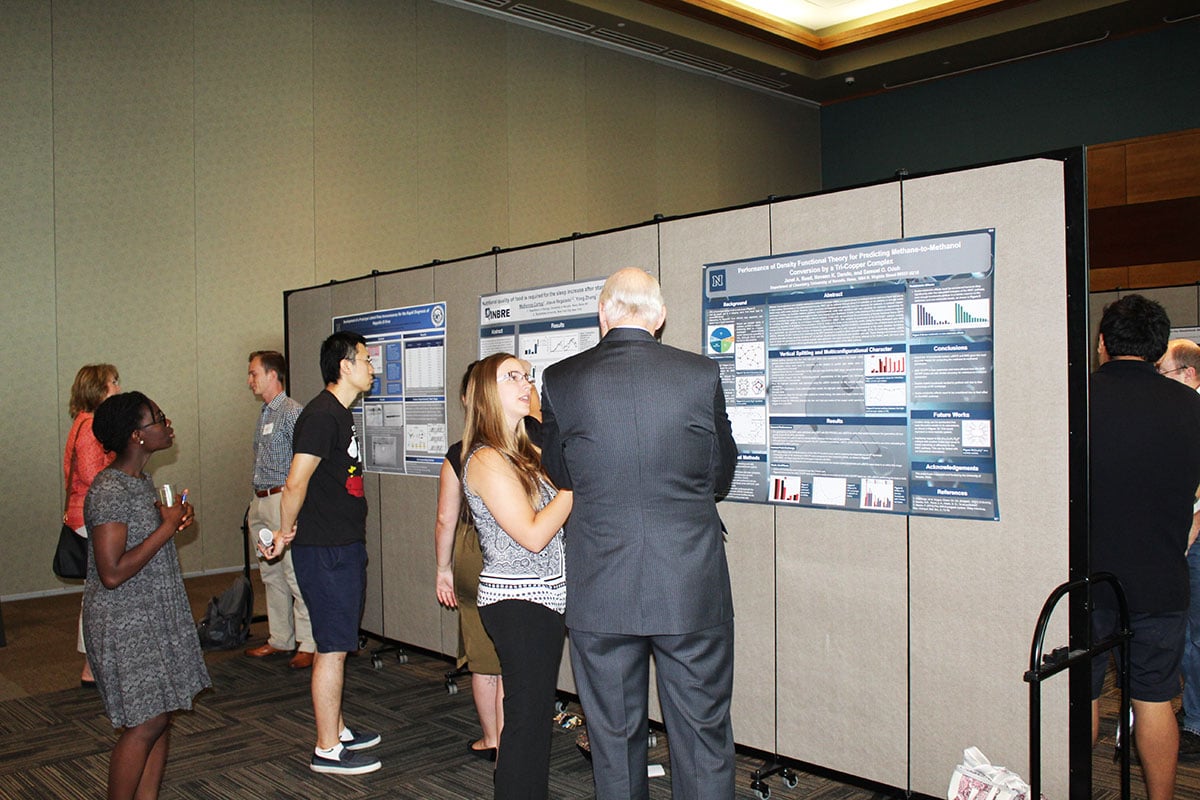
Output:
[479, 599, 566, 800]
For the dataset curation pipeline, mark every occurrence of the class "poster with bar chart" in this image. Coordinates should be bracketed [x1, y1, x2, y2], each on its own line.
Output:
[478, 279, 604, 393]
[333, 302, 448, 477]
[703, 229, 998, 521]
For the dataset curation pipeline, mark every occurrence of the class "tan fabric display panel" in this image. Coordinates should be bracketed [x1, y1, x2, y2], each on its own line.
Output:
[2, 2, 59, 597]
[574, 226, 660, 285]
[373, 268, 441, 652]
[495, 244, 578, 690]
[286, 288, 333, 404]
[51, 1, 203, 571]
[314, 0, 419, 281]
[194, 2, 317, 570]
[324, 279, 384, 634]
[416, 2, 510, 264]
[904, 159, 1069, 798]
[769, 185, 908, 785]
[660, 206, 777, 751]
[561, 228, 664, 710]
[434, 256, 501, 656]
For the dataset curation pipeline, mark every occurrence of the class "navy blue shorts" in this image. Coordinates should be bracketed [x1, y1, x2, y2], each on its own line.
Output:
[292, 542, 367, 653]
[1091, 608, 1186, 703]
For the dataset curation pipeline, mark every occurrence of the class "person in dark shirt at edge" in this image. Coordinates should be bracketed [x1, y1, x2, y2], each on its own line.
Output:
[1090, 294, 1200, 800]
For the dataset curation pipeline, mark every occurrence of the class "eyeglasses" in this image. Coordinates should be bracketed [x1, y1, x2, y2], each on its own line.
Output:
[138, 409, 168, 429]
[1159, 365, 1188, 376]
[497, 371, 533, 384]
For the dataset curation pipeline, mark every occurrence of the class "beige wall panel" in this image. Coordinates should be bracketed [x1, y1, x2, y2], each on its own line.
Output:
[3, 6, 59, 594]
[715, 85, 821, 206]
[506, 28, 588, 248]
[1, 2, 59, 596]
[574, 226, 660, 284]
[374, 267, 445, 649]
[583, 50, 660, 233]
[314, 0, 419, 281]
[415, 3, 509, 264]
[1139, 285, 1200, 329]
[903, 159, 1070, 798]
[768, 185, 907, 784]
[286, 287, 332, 403]
[653, 71, 722, 219]
[193, 0, 318, 571]
[51, 1, 203, 572]
[432, 255, 498, 654]
[777, 508, 908, 784]
[498, 242, 574, 292]
[659, 207, 776, 749]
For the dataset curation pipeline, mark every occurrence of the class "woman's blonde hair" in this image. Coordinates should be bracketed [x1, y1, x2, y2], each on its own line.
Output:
[462, 353, 545, 502]
[69, 364, 118, 418]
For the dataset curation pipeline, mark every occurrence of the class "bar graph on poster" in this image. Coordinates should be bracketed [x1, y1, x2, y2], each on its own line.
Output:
[703, 229, 999, 520]
[334, 303, 448, 477]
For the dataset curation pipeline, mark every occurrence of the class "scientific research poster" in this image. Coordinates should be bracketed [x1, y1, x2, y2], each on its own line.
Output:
[478, 279, 605, 389]
[333, 303, 448, 477]
[704, 230, 999, 520]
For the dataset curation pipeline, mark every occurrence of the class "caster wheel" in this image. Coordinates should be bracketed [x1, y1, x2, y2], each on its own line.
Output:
[358, 635, 368, 650]
[647, 732, 658, 748]
[554, 699, 567, 714]
[371, 656, 382, 670]
[396, 652, 408, 664]
[446, 680, 459, 695]
[751, 784, 769, 800]
[782, 771, 798, 789]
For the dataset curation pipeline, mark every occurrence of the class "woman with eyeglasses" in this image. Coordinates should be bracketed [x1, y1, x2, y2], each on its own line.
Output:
[63, 364, 121, 687]
[83, 392, 209, 800]
[462, 353, 572, 799]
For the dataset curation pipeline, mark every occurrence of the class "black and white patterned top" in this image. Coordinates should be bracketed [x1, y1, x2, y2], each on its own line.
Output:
[463, 447, 566, 614]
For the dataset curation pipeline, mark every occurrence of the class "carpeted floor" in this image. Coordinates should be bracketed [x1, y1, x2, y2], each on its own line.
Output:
[4, 573, 1200, 798]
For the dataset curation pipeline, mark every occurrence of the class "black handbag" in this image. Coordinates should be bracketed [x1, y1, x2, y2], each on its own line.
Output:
[53, 523, 87, 579]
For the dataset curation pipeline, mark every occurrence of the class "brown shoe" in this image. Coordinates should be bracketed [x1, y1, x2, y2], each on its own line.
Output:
[290, 651, 315, 669]
[245, 642, 288, 658]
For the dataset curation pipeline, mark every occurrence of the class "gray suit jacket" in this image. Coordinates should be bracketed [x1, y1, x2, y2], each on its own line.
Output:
[540, 327, 737, 636]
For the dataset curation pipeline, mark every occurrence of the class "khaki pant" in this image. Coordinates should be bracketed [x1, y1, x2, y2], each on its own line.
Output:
[249, 492, 313, 652]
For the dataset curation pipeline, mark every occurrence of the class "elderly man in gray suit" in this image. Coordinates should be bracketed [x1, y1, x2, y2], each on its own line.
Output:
[540, 267, 738, 800]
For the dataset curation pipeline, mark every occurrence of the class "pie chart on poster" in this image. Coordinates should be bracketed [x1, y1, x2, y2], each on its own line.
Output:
[709, 326, 734, 354]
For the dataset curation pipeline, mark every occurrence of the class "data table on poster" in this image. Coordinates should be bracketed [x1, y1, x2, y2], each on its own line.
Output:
[334, 302, 448, 477]
[703, 230, 999, 521]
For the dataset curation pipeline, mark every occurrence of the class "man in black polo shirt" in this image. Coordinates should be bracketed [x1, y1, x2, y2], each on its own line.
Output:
[1091, 294, 1200, 800]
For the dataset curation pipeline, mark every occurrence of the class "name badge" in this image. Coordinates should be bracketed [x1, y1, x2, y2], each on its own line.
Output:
[261, 422, 274, 435]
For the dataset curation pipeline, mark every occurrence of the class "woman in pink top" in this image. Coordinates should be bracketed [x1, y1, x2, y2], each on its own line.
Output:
[64, 363, 120, 686]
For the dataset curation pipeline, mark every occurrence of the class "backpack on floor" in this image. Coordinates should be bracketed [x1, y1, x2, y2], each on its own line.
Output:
[196, 574, 253, 651]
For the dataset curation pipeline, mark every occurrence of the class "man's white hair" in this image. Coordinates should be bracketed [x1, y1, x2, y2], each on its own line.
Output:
[600, 268, 664, 328]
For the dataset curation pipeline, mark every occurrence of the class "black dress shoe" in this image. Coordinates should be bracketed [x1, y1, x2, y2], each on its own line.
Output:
[467, 741, 497, 761]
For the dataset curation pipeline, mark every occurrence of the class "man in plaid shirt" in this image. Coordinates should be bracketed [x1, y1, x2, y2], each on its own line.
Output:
[243, 350, 314, 669]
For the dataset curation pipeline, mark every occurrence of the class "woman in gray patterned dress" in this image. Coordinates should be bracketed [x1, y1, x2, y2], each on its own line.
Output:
[83, 391, 210, 800]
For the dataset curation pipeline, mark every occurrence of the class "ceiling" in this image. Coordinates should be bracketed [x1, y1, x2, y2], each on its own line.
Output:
[436, 0, 1199, 104]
